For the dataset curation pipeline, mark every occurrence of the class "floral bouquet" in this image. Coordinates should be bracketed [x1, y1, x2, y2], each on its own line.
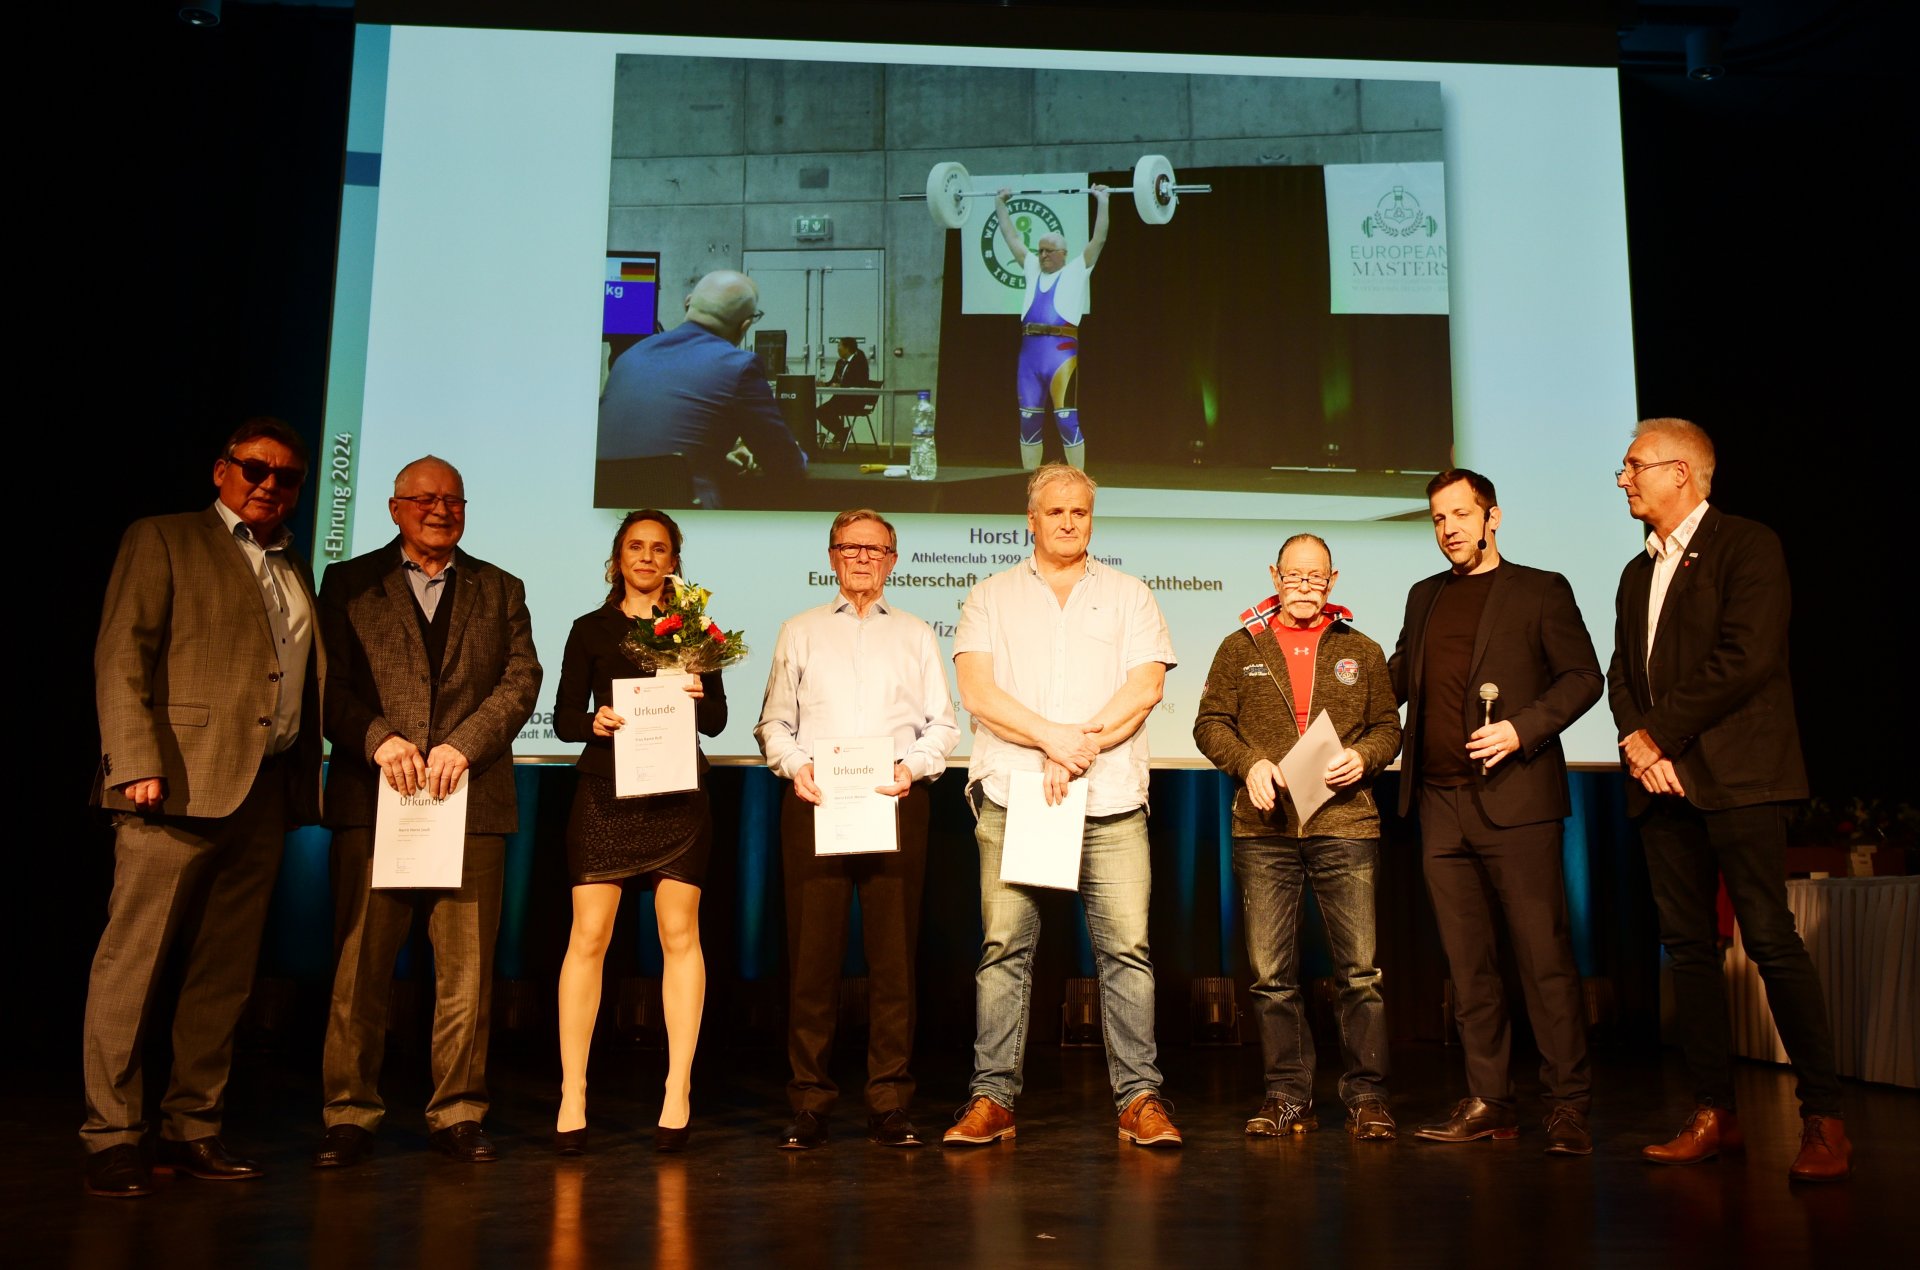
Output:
[618, 577, 750, 675]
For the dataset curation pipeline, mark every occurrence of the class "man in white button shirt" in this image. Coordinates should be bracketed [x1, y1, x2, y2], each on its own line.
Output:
[756, 509, 959, 1151]
[943, 464, 1182, 1148]
[1608, 416, 1849, 1182]
[82, 418, 325, 1197]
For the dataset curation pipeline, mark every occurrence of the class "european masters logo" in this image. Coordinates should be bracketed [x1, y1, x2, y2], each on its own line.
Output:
[1361, 185, 1439, 239]
[982, 198, 1065, 289]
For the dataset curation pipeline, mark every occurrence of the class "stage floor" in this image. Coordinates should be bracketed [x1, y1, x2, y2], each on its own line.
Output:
[6, 1040, 1913, 1266]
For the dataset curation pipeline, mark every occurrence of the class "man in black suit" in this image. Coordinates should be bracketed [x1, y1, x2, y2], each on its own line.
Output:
[1608, 417, 1849, 1182]
[1389, 469, 1602, 1155]
[815, 337, 873, 449]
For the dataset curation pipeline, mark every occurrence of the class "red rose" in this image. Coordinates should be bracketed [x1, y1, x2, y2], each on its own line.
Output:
[653, 614, 684, 636]
[707, 622, 725, 643]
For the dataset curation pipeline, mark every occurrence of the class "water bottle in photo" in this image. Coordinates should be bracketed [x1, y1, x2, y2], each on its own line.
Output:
[909, 390, 938, 482]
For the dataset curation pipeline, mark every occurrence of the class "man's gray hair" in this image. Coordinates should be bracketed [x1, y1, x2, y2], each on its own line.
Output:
[1277, 533, 1333, 571]
[1633, 417, 1716, 498]
[1026, 462, 1097, 512]
[394, 454, 464, 494]
[686, 270, 760, 331]
[827, 507, 897, 552]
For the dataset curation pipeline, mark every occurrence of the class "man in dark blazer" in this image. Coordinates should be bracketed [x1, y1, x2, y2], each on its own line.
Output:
[1608, 417, 1849, 1182]
[814, 336, 873, 448]
[598, 269, 808, 508]
[83, 417, 325, 1197]
[1389, 469, 1603, 1155]
[311, 455, 541, 1167]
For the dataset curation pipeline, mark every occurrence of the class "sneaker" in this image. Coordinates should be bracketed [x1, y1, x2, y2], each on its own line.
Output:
[1245, 1095, 1318, 1137]
[1347, 1096, 1396, 1141]
[1118, 1092, 1183, 1148]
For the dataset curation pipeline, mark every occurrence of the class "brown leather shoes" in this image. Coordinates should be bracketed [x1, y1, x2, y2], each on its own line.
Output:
[1642, 1106, 1743, 1164]
[942, 1096, 1015, 1146]
[1788, 1115, 1852, 1182]
[1118, 1092, 1183, 1148]
[1543, 1106, 1593, 1156]
[1347, 1097, 1396, 1141]
[83, 1144, 153, 1198]
[1414, 1097, 1519, 1143]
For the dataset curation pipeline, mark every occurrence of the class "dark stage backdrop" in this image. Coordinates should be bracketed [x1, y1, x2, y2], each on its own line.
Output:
[934, 166, 1454, 472]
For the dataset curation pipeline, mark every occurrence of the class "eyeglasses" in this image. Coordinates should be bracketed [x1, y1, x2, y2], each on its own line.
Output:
[830, 543, 895, 560]
[223, 453, 306, 489]
[1615, 458, 1682, 480]
[393, 494, 468, 512]
[1278, 572, 1331, 590]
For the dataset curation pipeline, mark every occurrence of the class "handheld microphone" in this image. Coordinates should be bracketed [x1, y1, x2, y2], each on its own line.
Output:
[1478, 683, 1500, 776]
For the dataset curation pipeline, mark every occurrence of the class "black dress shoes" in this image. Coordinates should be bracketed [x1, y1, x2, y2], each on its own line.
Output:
[778, 1111, 829, 1150]
[312, 1124, 376, 1169]
[655, 1124, 692, 1153]
[156, 1136, 264, 1180]
[430, 1121, 499, 1163]
[83, 1144, 153, 1198]
[868, 1110, 924, 1148]
[1544, 1106, 1594, 1156]
[1414, 1097, 1521, 1143]
[554, 1128, 588, 1157]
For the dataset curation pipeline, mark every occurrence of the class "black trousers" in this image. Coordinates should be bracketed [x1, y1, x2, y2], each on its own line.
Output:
[1419, 784, 1591, 1110]
[781, 784, 930, 1117]
[1638, 798, 1841, 1116]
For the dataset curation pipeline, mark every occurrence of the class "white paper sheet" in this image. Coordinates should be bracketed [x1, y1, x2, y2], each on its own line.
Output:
[612, 673, 698, 797]
[1279, 709, 1345, 831]
[812, 736, 900, 856]
[372, 772, 468, 889]
[999, 769, 1088, 890]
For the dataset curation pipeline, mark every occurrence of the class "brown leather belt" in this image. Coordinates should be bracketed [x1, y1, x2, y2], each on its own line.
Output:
[1021, 323, 1078, 337]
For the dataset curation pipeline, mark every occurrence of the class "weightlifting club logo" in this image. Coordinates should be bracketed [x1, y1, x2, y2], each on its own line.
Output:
[982, 198, 1066, 288]
[1360, 185, 1439, 239]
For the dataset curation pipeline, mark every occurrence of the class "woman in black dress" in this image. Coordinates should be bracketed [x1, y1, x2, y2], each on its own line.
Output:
[552, 510, 725, 1151]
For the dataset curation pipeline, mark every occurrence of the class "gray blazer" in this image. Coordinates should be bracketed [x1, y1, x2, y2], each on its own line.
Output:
[318, 537, 541, 835]
[93, 505, 325, 823]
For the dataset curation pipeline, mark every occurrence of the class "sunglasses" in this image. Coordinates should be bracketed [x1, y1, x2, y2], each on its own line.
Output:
[224, 453, 307, 489]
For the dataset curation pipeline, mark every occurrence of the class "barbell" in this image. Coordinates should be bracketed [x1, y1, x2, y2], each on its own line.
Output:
[901, 155, 1211, 229]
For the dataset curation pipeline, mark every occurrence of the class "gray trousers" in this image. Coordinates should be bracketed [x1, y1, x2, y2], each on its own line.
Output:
[80, 758, 287, 1151]
[320, 827, 505, 1133]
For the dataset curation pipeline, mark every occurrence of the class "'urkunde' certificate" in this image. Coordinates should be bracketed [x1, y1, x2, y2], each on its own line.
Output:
[999, 769, 1088, 890]
[612, 674, 698, 797]
[373, 773, 469, 889]
[812, 736, 899, 855]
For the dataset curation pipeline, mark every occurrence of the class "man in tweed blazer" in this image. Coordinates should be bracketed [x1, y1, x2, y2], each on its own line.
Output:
[83, 417, 325, 1197]
[311, 456, 540, 1167]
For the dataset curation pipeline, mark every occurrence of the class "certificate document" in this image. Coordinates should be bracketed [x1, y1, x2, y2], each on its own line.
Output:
[373, 773, 468, 889]
[812, 736, 899, 856]
[998, 769, 1088, 890]
[612, 673, 698, 797]
[1279, 709, 1343, 831]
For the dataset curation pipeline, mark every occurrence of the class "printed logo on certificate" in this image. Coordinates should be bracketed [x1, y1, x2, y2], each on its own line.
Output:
[613, 673, 698, 798]
[373, 772, 469, 889]
[813, 736, 899, 855]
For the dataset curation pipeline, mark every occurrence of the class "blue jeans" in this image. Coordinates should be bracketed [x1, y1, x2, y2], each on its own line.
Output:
[1233, 835, 1387, 1107]
[969, 795, 1161, 1112]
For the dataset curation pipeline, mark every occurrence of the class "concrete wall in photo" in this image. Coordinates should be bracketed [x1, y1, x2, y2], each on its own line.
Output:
[608, 56, 1443, 397]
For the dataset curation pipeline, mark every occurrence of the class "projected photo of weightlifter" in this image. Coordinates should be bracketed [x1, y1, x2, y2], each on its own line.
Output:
[593, 54, 1455, 517]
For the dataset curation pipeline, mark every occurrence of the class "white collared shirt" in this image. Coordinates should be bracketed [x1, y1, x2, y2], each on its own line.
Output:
[1645, 498, 1710, 665]
[955, 556, 1175, 817]
[755, 594, 960, 782]
[214, 501, 314, 753]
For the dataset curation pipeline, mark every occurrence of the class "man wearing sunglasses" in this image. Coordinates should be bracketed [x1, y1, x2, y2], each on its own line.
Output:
[310, 456, 541, 1168]
[597, 269, 808, 508]
[1389, 468, 1603, 1156]
[755, 509, 959, 1150]
[82, 418, 325, 1197]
